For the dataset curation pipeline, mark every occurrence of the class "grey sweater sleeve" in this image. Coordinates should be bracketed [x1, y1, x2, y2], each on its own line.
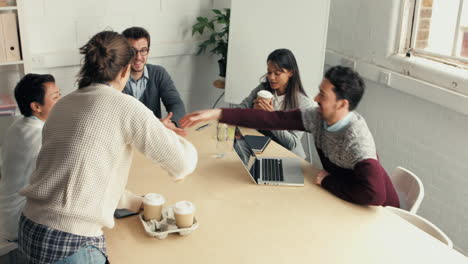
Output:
[157, 67, 186, 123]
[300, 106, 320, 133]
[267, 94, 314, 153]
[237, 84, 265, 108]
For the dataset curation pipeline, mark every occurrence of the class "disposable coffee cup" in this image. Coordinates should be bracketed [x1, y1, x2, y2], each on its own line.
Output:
[143, 193, 165, 221]
[173, 201, 196, 228]
[257, 90, 273, 104]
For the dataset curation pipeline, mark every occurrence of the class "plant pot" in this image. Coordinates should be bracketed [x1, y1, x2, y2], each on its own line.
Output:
[217, 59, 226, 77]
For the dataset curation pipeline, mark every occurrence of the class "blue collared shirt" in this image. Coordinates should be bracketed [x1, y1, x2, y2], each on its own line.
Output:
[28, 115, 44, 123]
[323, 112, 353, 132]
[127, 66, 149, 99]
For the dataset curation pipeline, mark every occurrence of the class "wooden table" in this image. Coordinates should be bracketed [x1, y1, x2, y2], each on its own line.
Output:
[104, 124, 467, 264]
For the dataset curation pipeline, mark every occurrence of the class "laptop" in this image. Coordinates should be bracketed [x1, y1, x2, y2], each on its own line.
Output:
[233, 127, 304, 186]
[244, 135, 271, 153]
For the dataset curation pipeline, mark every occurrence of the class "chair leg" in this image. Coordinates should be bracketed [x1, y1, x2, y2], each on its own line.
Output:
[212, 91, 225, 109]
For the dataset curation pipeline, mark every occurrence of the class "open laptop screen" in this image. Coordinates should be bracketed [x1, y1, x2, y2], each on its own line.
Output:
[233, 127, 258, 182]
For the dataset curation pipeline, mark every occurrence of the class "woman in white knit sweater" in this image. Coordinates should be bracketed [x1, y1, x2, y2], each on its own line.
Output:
[17, 31, 198, 264]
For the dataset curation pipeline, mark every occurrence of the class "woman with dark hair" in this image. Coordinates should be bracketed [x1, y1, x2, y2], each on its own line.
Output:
[238, 49, 313, 158]
[17, 31, 197, 263]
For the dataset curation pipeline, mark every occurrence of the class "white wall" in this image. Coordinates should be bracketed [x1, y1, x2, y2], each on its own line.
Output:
[1, 0, 466, 254]
[327, 0, 468, 254]
[0, 0, 232, 141]
[225, 0, 329, 104]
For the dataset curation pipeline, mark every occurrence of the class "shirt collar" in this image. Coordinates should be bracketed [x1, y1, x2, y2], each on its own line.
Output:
[130, 65, 149, 82]
[323, 112, 352, 132]
[28, 115, 44, 123]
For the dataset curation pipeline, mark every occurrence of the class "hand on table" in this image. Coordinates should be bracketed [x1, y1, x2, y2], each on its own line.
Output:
[315, 170, 330, 185]
[180, 109, 222, 128]
[160, 112, 187, 137]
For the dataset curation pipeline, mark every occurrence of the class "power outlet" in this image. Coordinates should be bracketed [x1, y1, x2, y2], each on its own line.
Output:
[340, 57, 356, 69]
[31, 55, 45, 67]
[379, 71, 392, 86]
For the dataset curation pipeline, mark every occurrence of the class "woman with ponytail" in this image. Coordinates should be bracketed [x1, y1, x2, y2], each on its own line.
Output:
[17, 31, 198, 263]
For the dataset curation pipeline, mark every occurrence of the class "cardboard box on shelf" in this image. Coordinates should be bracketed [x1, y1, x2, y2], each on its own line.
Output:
[0, 14, 6, 62]
[0, 94, 16, 110]
[0, 13, 21, 62]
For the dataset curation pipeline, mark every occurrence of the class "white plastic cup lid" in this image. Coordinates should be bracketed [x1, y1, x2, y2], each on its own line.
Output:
[257, 90, 273, 99]
[143, 193, 165, 206]
[173, 201, 196, 215]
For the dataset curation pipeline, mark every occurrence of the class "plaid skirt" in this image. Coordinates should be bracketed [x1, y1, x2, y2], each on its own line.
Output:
[18, 214, 107, 264]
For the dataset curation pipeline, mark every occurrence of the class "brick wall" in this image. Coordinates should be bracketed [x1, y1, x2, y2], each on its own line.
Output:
[461, 28, 468, 57]
[415, 0, 433, 49]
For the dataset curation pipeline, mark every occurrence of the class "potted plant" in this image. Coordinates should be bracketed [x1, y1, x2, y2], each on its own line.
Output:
[192, 8, 230, 77]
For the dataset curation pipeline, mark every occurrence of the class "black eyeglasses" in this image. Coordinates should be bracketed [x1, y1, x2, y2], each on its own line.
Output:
[133, 48, 149, 56]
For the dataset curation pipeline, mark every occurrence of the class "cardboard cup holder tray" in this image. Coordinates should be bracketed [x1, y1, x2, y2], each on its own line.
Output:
[139, 206, 199, 240]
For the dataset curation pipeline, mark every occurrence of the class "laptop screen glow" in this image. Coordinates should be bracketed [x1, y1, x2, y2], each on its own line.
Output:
[233, 127, 256, 174]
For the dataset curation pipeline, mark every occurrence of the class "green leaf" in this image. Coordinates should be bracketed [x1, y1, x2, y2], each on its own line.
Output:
[207, 21, 215, 31]
[191, 8, 230, 60]
[216, 17, 228, 24]
[192, 24, 204, 35]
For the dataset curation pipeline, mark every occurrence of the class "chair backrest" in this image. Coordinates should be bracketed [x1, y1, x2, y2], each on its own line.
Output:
[390, 167, 424, 213]
[386, 206, 453, 248]
[0, 239, 17, 256]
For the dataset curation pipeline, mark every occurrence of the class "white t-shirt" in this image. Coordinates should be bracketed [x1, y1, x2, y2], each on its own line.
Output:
[0, 117, 44, 240]
[273, 91, 285, 110]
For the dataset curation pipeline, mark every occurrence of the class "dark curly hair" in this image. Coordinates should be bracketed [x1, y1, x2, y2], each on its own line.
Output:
[14, 73, 55, 117]
[122, 27, 151, 48]
[325, 66, 365, 111]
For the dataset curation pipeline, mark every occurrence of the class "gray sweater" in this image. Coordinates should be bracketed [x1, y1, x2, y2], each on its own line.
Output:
[122, 64, 186, 124]
[219, 107, 400, 207]
[301, 108, 377, 168]
[237, 84, 313, 158]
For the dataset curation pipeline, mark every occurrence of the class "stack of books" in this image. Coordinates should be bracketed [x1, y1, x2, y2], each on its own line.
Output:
[0, 93, 16, 116]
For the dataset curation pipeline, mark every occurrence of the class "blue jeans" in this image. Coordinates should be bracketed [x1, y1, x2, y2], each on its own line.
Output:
[53, 245, 106, 264]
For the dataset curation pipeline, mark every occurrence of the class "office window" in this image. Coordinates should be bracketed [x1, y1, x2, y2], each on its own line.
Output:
[406, 0, 468, 66]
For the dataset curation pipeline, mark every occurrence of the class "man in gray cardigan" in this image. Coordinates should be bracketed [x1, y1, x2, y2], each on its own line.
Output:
[122, 27, 186, 126]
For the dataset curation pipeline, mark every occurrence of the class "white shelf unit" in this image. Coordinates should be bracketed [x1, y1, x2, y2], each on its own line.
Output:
[0, 0, 30, 74]
[0, 0, 30, 143]
[0, 6, 17, 11]
[0, 60, 23, 66]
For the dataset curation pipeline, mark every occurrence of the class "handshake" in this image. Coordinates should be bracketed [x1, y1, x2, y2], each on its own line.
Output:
[162, 90, 274, 137]
[161, 109, 222, 137]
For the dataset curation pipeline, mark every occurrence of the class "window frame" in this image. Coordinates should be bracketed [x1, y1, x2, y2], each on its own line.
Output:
[383, 0, 468, 98]
[405, 0, 468, 66]
[325, 0, 468, 116]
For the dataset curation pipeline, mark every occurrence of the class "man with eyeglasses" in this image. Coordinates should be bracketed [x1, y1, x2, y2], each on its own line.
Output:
[122, 27, 186, 128]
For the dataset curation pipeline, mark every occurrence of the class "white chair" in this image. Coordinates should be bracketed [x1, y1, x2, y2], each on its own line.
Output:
[0, 239, 17, 257]
[386, 206, 453, 248]
[390, 166, 424, 213]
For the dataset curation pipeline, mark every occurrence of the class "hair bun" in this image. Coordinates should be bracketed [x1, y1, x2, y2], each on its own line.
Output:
[78, 31, 134, 88]
[99, 45, 107, 56]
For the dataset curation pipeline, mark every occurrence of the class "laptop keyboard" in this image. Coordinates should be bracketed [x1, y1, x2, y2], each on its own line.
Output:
[262, 158, 284, 182]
